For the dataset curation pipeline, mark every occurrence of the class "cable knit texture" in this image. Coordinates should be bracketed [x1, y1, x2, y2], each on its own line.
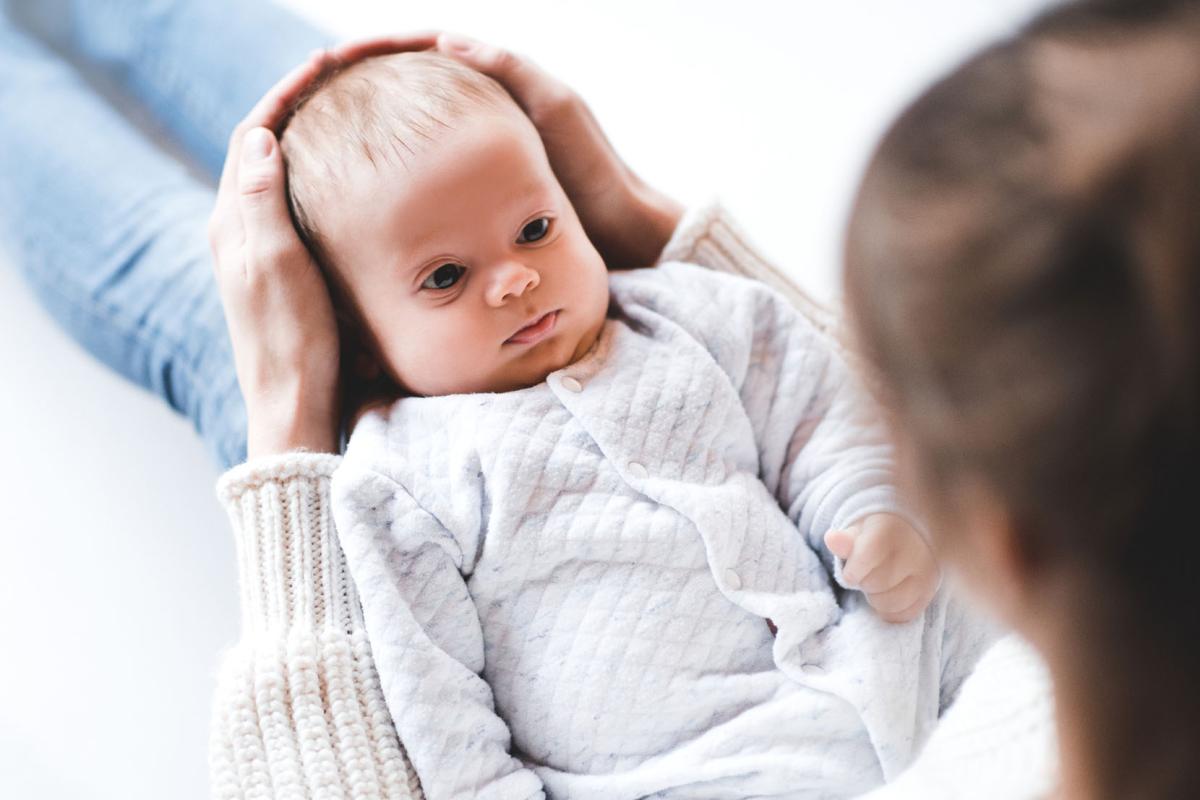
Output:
[660, 203, 840, 338]
[208, 203, 1057, 799]
[211, 452, 423, 799]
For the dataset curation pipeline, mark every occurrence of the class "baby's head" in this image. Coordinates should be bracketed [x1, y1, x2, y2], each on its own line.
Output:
[280, 52, 609, 397]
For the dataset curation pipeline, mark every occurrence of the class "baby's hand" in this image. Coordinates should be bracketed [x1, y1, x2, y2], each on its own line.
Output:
[824, 514, 940, 623]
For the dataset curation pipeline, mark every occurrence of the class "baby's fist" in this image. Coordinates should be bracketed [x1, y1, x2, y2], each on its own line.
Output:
[824, 514, 940, 623]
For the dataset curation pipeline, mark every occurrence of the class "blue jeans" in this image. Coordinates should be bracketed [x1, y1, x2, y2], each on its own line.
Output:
[0, 0, 330, 469]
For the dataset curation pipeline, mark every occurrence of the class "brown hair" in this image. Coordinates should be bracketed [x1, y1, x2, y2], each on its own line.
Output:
[845, 1, 1200, 796]
[277, 52, 513, 428]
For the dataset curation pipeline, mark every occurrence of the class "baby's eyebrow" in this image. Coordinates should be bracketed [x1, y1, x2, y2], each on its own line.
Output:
[515, 179, 555, 209]
[401, 228, 441, 263]
[397, 185, 557, 275]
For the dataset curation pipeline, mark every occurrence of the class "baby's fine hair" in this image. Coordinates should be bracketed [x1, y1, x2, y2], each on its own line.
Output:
[279, 51, 513, 276]
[278, 52, 514, 422]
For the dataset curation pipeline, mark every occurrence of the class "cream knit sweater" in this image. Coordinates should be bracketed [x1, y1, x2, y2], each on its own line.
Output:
[210, 204, 1057, 799]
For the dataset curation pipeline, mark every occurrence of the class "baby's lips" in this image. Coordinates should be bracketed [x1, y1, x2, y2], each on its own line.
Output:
[505, 309, 558, 345]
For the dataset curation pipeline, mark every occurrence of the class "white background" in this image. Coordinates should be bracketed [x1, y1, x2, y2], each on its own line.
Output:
[0, 1, 1048, 797]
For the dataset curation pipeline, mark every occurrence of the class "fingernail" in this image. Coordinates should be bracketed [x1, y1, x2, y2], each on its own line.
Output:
[242, 128, 273, 162]
[439, 33, 478, 55]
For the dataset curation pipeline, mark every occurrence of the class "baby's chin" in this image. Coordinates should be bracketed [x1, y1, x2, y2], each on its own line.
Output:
[401, 317, 605, 397]
[409, 367, 558, 397]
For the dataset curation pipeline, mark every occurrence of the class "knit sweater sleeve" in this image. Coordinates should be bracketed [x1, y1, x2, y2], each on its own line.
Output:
[209, 451, 423, 800]
[658, 202, 839, 337]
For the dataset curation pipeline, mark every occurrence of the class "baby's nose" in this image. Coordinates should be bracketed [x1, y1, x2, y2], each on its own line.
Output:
[487, 261, 540, 306]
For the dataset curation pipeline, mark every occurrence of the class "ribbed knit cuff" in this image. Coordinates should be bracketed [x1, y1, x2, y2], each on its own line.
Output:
[217, 451, 363, 638]
[659, 201, 840, 337]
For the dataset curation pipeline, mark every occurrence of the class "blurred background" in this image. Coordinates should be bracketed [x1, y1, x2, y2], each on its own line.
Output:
[0, 1, 1048, 797]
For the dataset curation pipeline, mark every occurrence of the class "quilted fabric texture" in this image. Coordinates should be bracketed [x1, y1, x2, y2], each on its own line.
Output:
[332, 262, 997, 799]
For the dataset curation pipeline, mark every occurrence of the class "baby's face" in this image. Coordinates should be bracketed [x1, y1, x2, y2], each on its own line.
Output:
[321, 104, 610, 396]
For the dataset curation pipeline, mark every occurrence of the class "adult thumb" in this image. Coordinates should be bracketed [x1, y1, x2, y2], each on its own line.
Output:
[237, 128, 289, 218]
[236, 127, 297, 253]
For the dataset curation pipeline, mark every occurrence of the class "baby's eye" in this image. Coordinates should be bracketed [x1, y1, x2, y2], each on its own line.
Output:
[517, 217, 551, 243]
[421, 263, 466, 290]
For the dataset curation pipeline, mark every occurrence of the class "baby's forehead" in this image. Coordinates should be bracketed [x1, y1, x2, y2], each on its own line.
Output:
[330, 110, 553, 230]
[283, 51, 520, 190]
[346, 102, 541, 189]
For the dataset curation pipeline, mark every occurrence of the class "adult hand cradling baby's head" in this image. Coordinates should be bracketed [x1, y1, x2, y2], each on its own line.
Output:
[210, 31, 685, 454]
[331, 31, 685, 272]
[208, 37, 437, 457]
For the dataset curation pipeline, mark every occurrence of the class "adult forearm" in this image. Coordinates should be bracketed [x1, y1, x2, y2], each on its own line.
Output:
[211, 452, 423, 798]
[598, 180, 685, 269]
[245, 387, 338, 459]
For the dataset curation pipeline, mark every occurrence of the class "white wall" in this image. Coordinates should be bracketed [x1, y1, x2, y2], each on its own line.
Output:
[0, 1, 1049, 797]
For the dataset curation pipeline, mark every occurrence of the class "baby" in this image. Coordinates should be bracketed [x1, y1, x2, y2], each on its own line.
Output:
[280, 53, 972, 800]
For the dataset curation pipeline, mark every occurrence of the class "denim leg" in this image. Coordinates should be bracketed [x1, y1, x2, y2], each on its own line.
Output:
[8, 0, 331, 180]
[0, 18, 248, 468]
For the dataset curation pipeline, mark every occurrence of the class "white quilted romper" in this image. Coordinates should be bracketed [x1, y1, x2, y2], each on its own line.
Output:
[332, 262, 996, 800]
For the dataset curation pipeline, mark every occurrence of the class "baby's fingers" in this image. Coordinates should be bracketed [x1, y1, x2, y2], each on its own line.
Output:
[866, 575, 934, 623]
[851, 554, 913, 595]
[824, 528, 857, 561]
[828, 530, 890, 589]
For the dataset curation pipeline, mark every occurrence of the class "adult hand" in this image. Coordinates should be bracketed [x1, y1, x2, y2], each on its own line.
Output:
[208, 36, 437, 460]
[330, 32, 685, 269]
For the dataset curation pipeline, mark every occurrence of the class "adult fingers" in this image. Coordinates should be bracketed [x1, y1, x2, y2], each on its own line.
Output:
[217, 49, 329, 201]
[211, 50, 331, 256]
[245, 48, 336, 132]
[436, 33, 571, 115]
[329, 31, 440, 63]
[220, 32, 437, 206]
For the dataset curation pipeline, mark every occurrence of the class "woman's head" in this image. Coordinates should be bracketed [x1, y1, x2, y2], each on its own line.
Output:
[845, 0, 1200, 771]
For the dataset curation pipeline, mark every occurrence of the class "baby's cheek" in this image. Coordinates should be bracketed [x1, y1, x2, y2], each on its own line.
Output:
[399, 350, 464, 396]
[396, 317, 507, 396]
[380, 335, 445, 395]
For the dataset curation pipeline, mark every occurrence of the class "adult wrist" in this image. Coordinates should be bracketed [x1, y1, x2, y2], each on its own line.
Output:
[246, 393, 339, 458]
[630, 181, 685, 266]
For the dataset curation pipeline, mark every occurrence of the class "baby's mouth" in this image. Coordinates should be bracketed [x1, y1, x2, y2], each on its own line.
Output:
[505, 310, 559, 345]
